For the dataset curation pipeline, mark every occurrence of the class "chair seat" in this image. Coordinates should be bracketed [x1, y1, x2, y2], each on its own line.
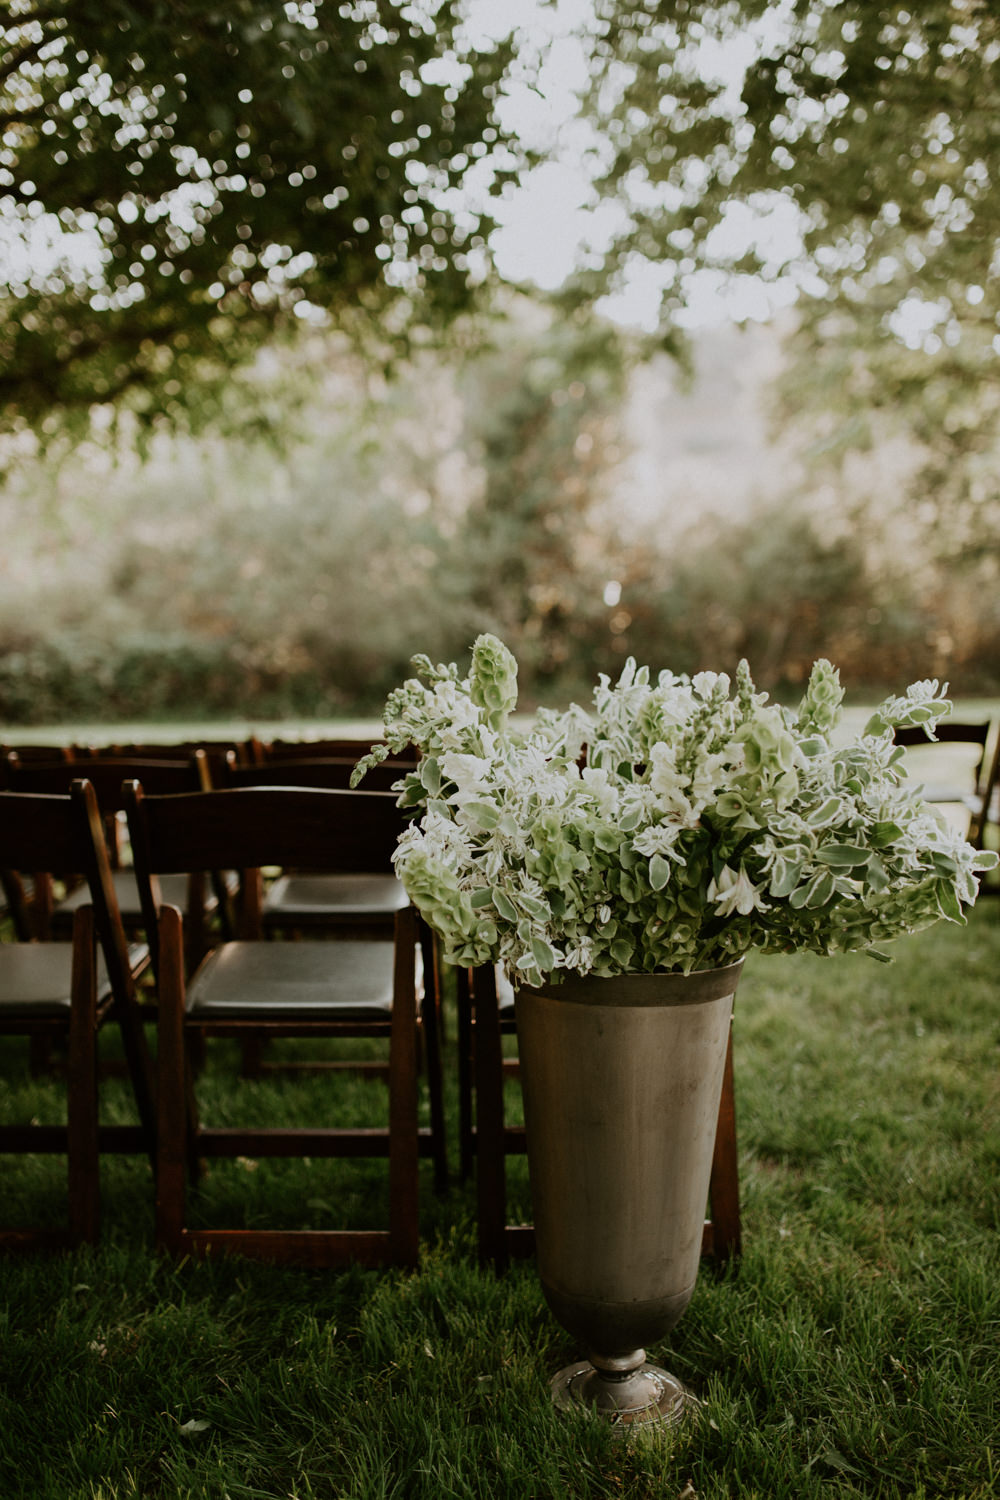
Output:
[262, 873, 407, 918]
[0, 940, 148, 1017]
[496, 965, 515, 1014]
[56, 871, 212, 921]
[912, 782, 982, 808]
[187, 939, 397, 1020]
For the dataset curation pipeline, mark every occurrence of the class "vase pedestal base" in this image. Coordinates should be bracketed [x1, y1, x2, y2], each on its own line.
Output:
[549, 1349, 693, 1431]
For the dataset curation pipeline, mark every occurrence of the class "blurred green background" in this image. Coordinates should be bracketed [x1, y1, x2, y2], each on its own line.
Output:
[3, 1, 999, 727]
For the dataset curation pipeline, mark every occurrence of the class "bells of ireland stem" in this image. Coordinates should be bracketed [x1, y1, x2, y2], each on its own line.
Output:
[469, 633, 518, 731]
[797, 658, 845, 739]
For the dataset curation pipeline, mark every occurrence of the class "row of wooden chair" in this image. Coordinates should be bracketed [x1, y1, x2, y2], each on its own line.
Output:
[4, 716, 994, 1269]
[1, 761, 740, 1271]
[0, 734, 400, 785]
[0, 756, 444, 1264]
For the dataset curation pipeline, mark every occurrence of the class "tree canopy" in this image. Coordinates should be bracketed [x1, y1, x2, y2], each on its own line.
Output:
[568, 0, 1000, 549]
[5, 0, 1000, 520]
[580, 1, 997, 338]
[0, 0, 518, 435]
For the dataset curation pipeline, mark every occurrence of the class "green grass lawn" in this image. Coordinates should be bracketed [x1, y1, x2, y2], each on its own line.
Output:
[1, 905, 999, 1499]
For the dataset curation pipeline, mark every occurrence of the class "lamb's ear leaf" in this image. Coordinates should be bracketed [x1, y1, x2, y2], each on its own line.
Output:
[419, 757, 441, 796]
[530, 935, 556, 971]
[462, 800, 500, 831]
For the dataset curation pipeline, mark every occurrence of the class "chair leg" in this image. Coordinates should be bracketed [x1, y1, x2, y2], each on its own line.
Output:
[473, 965, 509, 1271]
[708, 1024, 741, 1263]
[389, 908, 420, 1266]
[456, 967, 474, 1181]
[419, 925, 448, 1192]
[155, 905, 189, 1255]
[67, 906, 100, 1246]
[240, 1035, 266, 1078]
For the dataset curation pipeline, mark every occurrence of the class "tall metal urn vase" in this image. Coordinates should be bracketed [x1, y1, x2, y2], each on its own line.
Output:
[515, 960, 743, 1430]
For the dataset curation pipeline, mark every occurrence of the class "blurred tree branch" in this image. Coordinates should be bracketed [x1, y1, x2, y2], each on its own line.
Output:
[0, 0, 522, 440]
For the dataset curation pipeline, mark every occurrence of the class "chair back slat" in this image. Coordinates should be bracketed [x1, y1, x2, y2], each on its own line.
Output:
[224, 756, 416, 793]
[256, 737, 397, 762]
[125, 785, 408, 877]
[0, 788, 94, 872]
[7, 752, 209, 805]
[893, 722, 991, 787]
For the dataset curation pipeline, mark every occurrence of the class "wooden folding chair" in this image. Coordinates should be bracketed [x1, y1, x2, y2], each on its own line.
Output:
[893, 722, 994, 845]
[0, 780, 156, 1248]
[124, 781, 442, 1267]
[965, 727, 1000, 855]
[463, 963, 742, 1271]
[99, 738, 254, 782]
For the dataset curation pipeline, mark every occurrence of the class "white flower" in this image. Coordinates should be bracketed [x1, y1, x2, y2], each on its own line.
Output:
[652, 682, 698, 728]
[439, 751, 493, 806]
[707, 865, 769, 917]
[563, 937, 596, 973]
[580, 766, 619, 819]
[632, 823, 686, 859]
[648, 743, 700, 825]
[692, 671, 730, 700]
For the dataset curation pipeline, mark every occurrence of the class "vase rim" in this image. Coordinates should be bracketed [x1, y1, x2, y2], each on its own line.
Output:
[521, 958, 744, 1009]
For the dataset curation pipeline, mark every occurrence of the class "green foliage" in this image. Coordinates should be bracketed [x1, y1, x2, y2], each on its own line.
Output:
[0, 308, 636, 722]
[434, 308, 630, 692]
[372, 638, 993, 981]
[0, 0, 520, 438]
[2, 310, 1000, 727]
[619, 500, 925, 691]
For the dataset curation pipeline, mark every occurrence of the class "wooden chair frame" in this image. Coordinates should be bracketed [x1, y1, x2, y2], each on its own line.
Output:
[124, 782, 443, 1267]
[248, 737, 402, 765]
[223, 754, 418, 793]
[0, 781, 156, 1248]
[967, 729, 1000, 854]
[893, 721, 994, 845]
[219, 753, 442, 1084]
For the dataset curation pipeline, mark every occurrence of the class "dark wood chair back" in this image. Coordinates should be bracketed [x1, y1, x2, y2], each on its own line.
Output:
[99, 740, 253, 777]
[6, 751, 210, 804]
[222, 754, 416, 793]
[125, 784, 406, 888]
[250, 737, 408, 764]
[893, 721, 995, 845]
[5, 753, 217, 952]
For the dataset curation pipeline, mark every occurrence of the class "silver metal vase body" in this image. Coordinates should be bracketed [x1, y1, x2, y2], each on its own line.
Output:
[515, 962, 742, 1424]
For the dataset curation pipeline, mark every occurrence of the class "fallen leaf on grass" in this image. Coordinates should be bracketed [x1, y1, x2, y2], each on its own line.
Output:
[178, 1419, 211, 1437]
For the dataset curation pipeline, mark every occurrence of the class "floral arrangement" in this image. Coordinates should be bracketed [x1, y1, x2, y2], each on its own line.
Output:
[354, 636, 996, 986]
